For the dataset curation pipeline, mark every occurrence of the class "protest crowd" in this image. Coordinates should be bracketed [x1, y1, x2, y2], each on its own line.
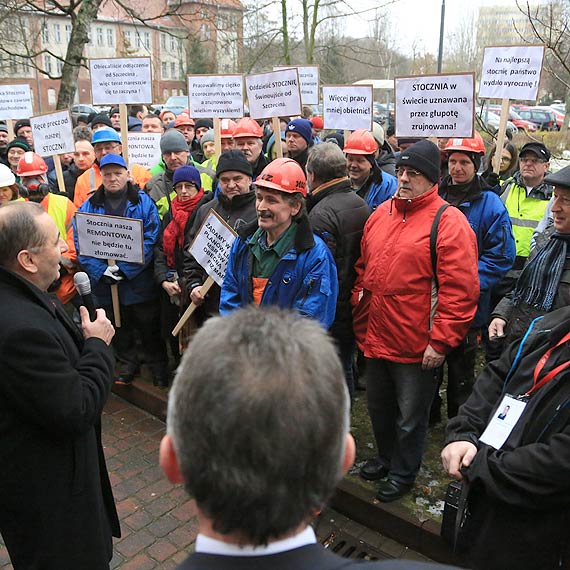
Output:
[1, 57, 570, 570]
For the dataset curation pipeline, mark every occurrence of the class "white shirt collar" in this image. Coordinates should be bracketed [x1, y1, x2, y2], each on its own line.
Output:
[195, 525, 316, 557]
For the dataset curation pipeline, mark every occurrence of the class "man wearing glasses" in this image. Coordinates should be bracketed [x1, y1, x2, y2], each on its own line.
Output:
[498, 142, 553, 292]
[352, 140, 479, 502]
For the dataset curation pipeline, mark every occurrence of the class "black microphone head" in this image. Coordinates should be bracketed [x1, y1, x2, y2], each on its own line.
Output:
[73, 271, 92, 296]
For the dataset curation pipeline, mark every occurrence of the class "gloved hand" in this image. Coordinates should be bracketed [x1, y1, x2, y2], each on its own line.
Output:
[485, 171, 500, 189]
[101, 265, 125, 284]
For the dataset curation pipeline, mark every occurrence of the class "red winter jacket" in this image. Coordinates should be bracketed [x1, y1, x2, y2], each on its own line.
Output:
[352, 185, 479, 363]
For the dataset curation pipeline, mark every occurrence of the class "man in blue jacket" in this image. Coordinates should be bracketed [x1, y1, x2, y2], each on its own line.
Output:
[74, 154, 169, 386]
[435, 135, 515, 419]
[219, 158, 338, 328]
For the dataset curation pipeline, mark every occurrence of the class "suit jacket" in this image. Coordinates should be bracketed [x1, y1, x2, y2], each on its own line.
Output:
[0, 268, 120, 569]
[178, 544, 459, 570]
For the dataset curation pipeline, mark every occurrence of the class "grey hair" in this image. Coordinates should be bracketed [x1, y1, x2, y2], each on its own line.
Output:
[0, 201, 47, 267]
[307, 143, 348, 182]
[73, 125, 93, 142]
[168, 306, 349, 545]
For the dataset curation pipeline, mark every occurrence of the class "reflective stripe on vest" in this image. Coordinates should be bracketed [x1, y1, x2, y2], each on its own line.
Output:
[46, 194, 69, 237]
[89, 168, 97, 196]
[502, 182, 549, 258]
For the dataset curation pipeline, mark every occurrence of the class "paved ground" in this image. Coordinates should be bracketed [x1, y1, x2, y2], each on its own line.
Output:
[0, 394, 432, 569]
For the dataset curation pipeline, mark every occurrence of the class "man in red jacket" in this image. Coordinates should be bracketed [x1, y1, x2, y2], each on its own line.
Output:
[352, 140, 479, 502]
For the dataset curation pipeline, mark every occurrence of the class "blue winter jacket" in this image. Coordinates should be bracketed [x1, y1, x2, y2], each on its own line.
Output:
[357, 164, 397, 211]
[440, 175, 516, 327]
[219, 217, 338, 328]
[74, 183, 160, 306]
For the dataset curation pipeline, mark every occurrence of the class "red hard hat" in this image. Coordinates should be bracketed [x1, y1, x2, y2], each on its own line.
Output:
[220, 119, 237, 139]
[343, 129, 377, 155]
[17, 152, 48, 177]
[255, 158, 307, 197]
[444, 132, 485, 155]
[233, 117, 263, 139]
[311, 116, 324, 130]
[174, 113, 195, 128]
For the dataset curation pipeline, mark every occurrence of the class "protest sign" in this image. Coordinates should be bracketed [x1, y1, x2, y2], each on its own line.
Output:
[322, 84, 373, 131]
[0, 84, 33, 120]
[30, 110, 74, 157]
[189, 210, 237, 287]
[395, 73, 474, 138]
[274, 66, 319, 105]
[127, 133, 161, 169]
[75, 212, 144, 264]
[479, 45, 545, 101]
[188, 75, 244, 118]
[90, 57, 152, 105]
[245, 68, 302, 119]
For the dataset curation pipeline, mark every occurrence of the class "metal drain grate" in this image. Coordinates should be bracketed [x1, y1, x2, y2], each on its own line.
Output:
[319, 530, 393, 560]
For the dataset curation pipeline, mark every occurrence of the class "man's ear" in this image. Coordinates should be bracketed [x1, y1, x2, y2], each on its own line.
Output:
[341, 433, 356, 476]
[16, 249, 38, 275]
[159, 434, 185, 484]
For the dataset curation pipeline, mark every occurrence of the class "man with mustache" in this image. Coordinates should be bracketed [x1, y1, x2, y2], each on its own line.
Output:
[232, 117, 269, 180]
[219, 158, 338, 328]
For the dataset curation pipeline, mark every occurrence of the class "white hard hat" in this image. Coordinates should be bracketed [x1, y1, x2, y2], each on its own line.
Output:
[0, 163, 16, 187]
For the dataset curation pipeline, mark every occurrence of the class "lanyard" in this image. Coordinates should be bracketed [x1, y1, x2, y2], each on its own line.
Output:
[529, 331, 570, 397]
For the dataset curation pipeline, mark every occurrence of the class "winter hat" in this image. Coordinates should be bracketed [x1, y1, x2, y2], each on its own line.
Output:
[0, 123, 8, 134]
[200, 129, 215, 148]
[310, 116, 324, 130]
[371, 122, 385, 147]
[6, 137, 32, 153]
[90, 114, 113, 129]
[285, 118, 312, 145]
[216, 149, 253, 177]
[544, 164, 570, 190]
[195, 118, 214, 131]
[160, 129, 189, 154]
[14, 119, 30, 135]
[449, 150, 482, 172]
[173, 165, 202, 189]
[397, 140, 440, 184]
[110, 107, 120, 117]
[323, 132, 344, 147]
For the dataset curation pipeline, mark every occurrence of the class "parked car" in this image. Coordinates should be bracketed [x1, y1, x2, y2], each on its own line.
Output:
[70, 104, 100, 121]
[479, 110, 518, 137]
[537, 106, 565, 129]
[163, 95, 188, 116]
[487, 105, 538, 132]
[516, 107, 559, 131]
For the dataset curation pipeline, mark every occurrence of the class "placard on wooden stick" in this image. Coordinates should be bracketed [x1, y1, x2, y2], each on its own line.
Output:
[322, 84, 373, 131]
[245, 69, 302, 120]
[0, 84, 33, 120]
[187, 74, 244, 118]
[274, 66, 319, 105]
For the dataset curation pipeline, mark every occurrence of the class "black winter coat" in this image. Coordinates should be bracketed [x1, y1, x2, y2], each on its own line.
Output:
[445, 306, 570, 570]
[0, 268, 120, 569]
[307, 177, 370, 341]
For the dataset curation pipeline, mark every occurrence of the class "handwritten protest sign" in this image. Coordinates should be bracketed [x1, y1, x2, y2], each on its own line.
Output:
[90, 57, 152, 105]
[189, 210, 237, 287]
[479, 45, 545, 101]
[274, 66, 319, 105]
[31, 110, 74, 157]
[245, 69, 302, 119]
[75, 212, 144, 264]
[322, 84, 373, 131]
[188, 75, 244, 118]
[127, 133, 161, 169]
[0, 84, 33, 120]
[395, 73, 474, 138]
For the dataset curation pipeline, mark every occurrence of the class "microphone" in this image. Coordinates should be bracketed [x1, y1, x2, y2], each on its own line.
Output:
[73, 272, 97, 321]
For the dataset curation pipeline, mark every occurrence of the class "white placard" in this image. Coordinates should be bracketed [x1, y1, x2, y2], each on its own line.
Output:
[322, 85, 373, 131]
[127, 133, 162, 169]
[189, 210, 237, 287]
[75, 212, 144, 264]
[245, 69, 302, 119]
[90, 58, 152, 105]
[479, 45, 545, 101]
[30, 110, 74, 157]
[395, 73, 474, 138]
[274, 66, 319, 105]
[0, 84, 33, 120]
[188, 75, 244, 118]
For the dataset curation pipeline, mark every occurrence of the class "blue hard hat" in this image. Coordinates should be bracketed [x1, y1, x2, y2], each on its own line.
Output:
[92, 127, 121, 145]
[100, 154, 127, 169]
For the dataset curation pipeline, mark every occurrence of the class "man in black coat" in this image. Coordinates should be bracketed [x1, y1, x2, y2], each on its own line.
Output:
[160, 306, 458, 570]
[306, 142, 370, 398]
[0, 201, 120, 569]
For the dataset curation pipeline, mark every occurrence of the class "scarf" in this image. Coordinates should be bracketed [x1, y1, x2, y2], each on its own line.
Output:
[511, 232, 570, 311]
[163, 190, 204, 268]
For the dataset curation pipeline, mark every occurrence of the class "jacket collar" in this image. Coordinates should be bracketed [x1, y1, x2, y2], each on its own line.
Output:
[90, 180, 141, 206]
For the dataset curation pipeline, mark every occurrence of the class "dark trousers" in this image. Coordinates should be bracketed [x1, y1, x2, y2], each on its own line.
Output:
[104, 299, 168, 375]
[366, 358, 437, 485]
[337, 336, 356, 401]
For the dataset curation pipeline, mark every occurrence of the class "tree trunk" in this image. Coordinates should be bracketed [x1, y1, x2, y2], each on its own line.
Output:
[281, 0, 290, 65]
[57, 0, 104, 109]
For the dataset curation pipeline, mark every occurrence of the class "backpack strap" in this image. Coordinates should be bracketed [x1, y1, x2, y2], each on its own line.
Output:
[430, 204, 450, 289]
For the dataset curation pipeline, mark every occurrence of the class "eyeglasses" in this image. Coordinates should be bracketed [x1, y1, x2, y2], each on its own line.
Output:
[520, 157, 546, 165]
[395, 167, 422, 178]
